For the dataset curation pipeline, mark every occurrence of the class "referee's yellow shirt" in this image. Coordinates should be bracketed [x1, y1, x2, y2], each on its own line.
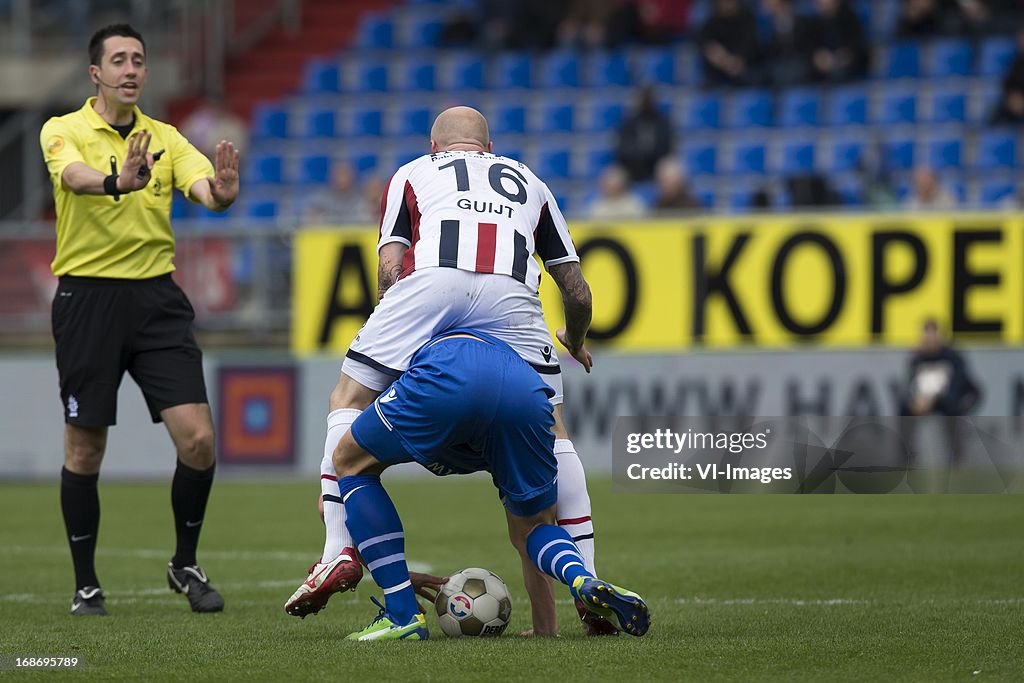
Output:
[40, 97, 215, 279]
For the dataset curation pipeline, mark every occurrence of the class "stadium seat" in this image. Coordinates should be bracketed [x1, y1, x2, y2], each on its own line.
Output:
[926, 89, 967, 123]
[539, 50, 581, 88]
[301, 59, 340, 94]
[395, 58, 436, 91]
[924, 135, 962, 170]
[356, 13, 393, 49]
[833, 175, 864, 206]
[536, 148, 572, 179]
[247, 199, 279, 220]
[633, 47, 676, 85]
[299, 154, 331, 184]
[729, 139, 767, 174]
[251, 104, 288, 139]
[582, 145, 615, 179]
[351, 107, 383, 137]
[538, 102, 575, 133]
[681, 141, 717, 176]
[171, 194, 191, 220]
[827, 134, 866, 172]
[492, 53, 532, 89]
[398, 12, 443, 48]
[778, 88, 820, 127]
[444, 52, 485, 89]
[304, 107, 336, 138]
[882, 134, 915, 170]
[683, 93, 722, 129]
[352, 60, 389, 92]
[728, 90, 774, 128]
[491, 104, 527, 134]
[878, 42, 920, 79]
[969, 81, 1002, 123]
[877, 88, 917, 125]
[979, 178, 1016, 205]
[927, 39, 973, 78]
[583, 96, 625, 132]
[776, 136, 816, 174]
[588, 51, 631, 87]
[826, 86, 869, 126]
[975, 130, 1017, 169]
[394, 105, 432, 137]
[977, 37, 1016, 77]
[348, 151, 379, 176]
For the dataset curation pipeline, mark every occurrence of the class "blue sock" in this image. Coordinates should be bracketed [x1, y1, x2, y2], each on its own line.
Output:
[526, 524, 594, 599]
[338, 474, 418, 626]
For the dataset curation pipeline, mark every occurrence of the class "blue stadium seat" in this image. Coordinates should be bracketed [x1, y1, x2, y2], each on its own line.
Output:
[778, 88, 820, 127]
[302, 59, 340, 94]
[582, 145, 615, 179]
[251, 104, 287, 139]
[776, 136, 816, 174]
[395, 105, 432, 136]
[728, 90, 774, 128]
[539, 51, 581, 88]
[826, 86, 869, 126]
[356, 13, 393, 49]
[445, 52, 485, 89]
[924, 135, 962, 170]
[827, 134, 866, 172]
[299, 154, 331, 184]
[353, 60, 389, 92]
[536, 148, 571, 179]
[976, 130, 1017, 169]
[400, 13, 443, 48]
[633, 47, 676, 85]
[171, 194, 191, 220]
[396, 59, 436, 91]
[969, 81, 1002, 123]
[248, 154, 283, 184]
[588, 51, 631, 87]
[878, 42, 920, 79]
[492, 53, 532, 89]
[877, 88, 917, 125]
[248, 199, 279, 220]
[927, 89, 967, 123]
[351, 107, 383, 137]
[927, 39, 973, 77]
[692, 178, 716, 208]
[729, 139, 767, 173]
[538, 102, 575, 133]
[348, 151, 379, 176]
[492, 104, 527, 134]
[682, 142, 717, 175]
[833, 175, 864, 206]
[978, 37, 1017, 77]
[304, 107, 336, 138]
[583, 97, 625, 131]
[683, 93, 722, 129]
[979, 178, 1016, 205]
[882, 134, 915, 170]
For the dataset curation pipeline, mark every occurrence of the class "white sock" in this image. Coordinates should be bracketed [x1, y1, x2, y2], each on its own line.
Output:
[553, 439, 596, 575]
[320, 408, 361, 562]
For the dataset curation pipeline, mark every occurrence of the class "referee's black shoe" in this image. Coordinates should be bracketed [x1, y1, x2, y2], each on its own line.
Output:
[70, 586, 107, 616]
[167, 563, 225, 613]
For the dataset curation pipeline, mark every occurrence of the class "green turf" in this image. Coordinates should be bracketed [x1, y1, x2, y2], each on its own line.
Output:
[0, 478, 1021, 681]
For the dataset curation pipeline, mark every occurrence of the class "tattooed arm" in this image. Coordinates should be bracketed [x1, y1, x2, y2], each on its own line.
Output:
[548, 261, 594, 372]
[377, 242, 407, 301]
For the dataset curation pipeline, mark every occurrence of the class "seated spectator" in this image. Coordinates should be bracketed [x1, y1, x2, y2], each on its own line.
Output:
[806, 0, 869, 83]
[901, 319, 981, 417]
[482, 0, 567, 51]
[699, 0, 759, 87]
[652, 158, 701, 212]
[757, 0, 813, 87]
[904, 167, 957, 211]
[631, 0, 691, 44]
[615, 85, 674, 183]
[305, 161, 370, 225]
[897, 0, 947, 37]
[362, 175, 387, 226]
[180, 97, 249, 161]
[588, 166, 648, 219]
[991, 28, 1024, 125]
[439, 8, 479, 48]
[787, 174, 840, 207]
[558, 0, 634, 49]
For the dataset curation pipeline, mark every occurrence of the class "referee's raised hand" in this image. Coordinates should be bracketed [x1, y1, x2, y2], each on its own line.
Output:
[209, 140, 240, 208]
[118, 130, 152, 192]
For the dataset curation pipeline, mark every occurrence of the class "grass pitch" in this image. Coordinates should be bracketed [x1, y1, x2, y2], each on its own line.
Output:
[0, 477, 1021, 681]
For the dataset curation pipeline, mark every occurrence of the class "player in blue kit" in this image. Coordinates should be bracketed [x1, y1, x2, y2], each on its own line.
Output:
[333, 328, 650, 640]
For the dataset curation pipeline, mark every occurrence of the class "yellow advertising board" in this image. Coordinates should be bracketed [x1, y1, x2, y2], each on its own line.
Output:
[293, 214, 1024, 355]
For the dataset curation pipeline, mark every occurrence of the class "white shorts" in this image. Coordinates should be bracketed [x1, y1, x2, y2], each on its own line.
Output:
[342, 268, 563, 404]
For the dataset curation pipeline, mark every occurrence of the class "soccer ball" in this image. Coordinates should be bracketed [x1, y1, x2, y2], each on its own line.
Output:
[434, 567, 512, 637]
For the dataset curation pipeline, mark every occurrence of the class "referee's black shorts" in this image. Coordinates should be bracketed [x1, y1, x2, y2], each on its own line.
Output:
[51, 274, 208, 427]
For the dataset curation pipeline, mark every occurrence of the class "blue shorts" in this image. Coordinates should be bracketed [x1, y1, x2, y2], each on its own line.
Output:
[350, 330, 557, 517]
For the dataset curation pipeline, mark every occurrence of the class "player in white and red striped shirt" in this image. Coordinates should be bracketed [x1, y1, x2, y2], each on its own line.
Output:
[285, 107, 612, 636]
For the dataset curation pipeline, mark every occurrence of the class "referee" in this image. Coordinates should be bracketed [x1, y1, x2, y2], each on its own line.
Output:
[40, 24, 239, 616]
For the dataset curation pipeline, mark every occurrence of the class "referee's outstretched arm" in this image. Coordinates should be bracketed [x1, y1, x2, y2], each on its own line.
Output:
[187, 139, 240, 212]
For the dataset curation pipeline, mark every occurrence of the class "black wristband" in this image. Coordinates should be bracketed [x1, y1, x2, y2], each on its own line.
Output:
[104, 174, 120, 197]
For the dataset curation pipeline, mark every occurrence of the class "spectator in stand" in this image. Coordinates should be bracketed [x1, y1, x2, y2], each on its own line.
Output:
[630, 0, 690, 44]
[558, 0, 627, 49]
[588, 166, 648, 219]
[897, 0, 946, 36]
[904, 167, 957, 211]
[615, 85, 674, 183]
[180, 97, 249, 161]
[439, 8, 479, 48]
[991, 29, 1024, 125]
[757, 0, 813, 88]
[481, 0, 568, 51]
[304, 161, 369, 225]
[806, 0, 869, 83]
[698, 0, 759, 87]
[362, 175, 386, 226]
[652, 158, 701, 212]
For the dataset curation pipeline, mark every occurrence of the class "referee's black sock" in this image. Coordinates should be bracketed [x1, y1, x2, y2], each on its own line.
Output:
[170, 459, 215, 569]
[60, 467, 101, 590]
